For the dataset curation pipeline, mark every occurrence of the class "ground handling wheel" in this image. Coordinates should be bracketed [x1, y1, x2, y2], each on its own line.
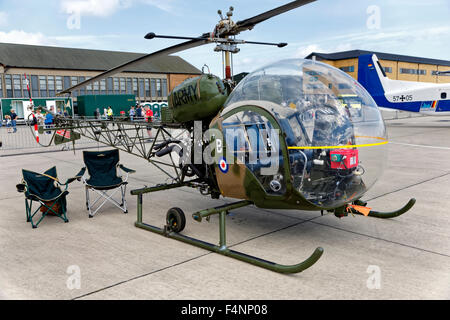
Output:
[166, 207, 186, 233]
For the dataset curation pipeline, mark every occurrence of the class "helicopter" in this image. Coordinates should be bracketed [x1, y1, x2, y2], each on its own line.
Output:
[31, 0, 416, 274]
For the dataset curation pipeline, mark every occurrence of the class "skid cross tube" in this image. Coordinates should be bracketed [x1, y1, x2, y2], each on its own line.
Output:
[132, 187, 323, 273]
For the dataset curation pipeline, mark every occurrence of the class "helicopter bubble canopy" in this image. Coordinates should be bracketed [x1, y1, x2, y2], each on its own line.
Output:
[222, 59, 387, 209]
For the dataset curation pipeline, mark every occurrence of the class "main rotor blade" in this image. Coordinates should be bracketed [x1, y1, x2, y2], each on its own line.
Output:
[58, 38, 209, 95]
[233, 0, 316, 35]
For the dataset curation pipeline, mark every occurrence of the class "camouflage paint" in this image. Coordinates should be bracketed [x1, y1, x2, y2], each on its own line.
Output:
[168, 74, 228, 123]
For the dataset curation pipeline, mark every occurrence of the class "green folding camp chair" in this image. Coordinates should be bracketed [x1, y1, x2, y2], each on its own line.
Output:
[16, 166, 80, 229]
[77, 149, 135, 218]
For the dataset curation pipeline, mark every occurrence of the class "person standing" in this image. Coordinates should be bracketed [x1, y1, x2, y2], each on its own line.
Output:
[35, 108, 44, 125]
[107, 106, 113, 120]
[44, 112, 54, 134]
[145, 106, 154, 140]
[5, 115, 12, 133]
[129, 106, 136, 121]
[136, 104, 142, 120]
[94, 108, 101, 119]
[10, 109, 18, 133]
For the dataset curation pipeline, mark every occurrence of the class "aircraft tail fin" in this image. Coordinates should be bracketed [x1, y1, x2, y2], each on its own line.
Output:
[357, 54, 387, 97]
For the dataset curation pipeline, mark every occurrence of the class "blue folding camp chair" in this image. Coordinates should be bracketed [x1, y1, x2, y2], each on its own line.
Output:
[77, 149, 135, 218]
[17, 166, 80, 228]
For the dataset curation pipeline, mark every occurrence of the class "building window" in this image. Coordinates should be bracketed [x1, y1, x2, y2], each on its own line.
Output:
[400, 68, 426, 75]
[339, 66, 354, 73]
[22, 75, 29, 98]
[126, 78, 132, 94]
[56, 76, 63, 92]
[120, 78, 126, 93]
[139, 79, 144, 97]
[382, 66, 392, 73]
[77, 76, 85, 95]
[113, 78, 119, 93]
[132, 78, 138, 96]
[0, 75, 3, 98]
[100, 79, 106, 95]
[40, 75, 47, 97]
[48, 76, 55, 97]
[64, 76, 71, 90]
[162, 79, 167, 97]
[156, 79, 162, 98]
[432, 70, 450, 76]
[13, 74, 22, 97]
[145, 79, 150, 97]
[400, 68, 415, 74]
[84, 76, 91, 94]
[71, 76, 78, 97]
[5, 75, 13, 98]
[151, 79, 156, 99]
[92, 81, 100, 94]
[31, 75, 39, 98]
[107, 77, 114, 94]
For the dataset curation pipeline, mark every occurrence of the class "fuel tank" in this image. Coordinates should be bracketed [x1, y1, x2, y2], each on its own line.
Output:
[168, 74, 228, 123]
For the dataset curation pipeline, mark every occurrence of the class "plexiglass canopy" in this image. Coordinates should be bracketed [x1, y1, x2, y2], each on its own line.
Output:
[222, 59, 387, 208]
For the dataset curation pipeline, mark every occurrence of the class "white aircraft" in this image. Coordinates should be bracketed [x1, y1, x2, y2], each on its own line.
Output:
[357, 54, 450, 115]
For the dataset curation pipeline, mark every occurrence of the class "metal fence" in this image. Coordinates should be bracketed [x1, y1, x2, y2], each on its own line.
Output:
[0, 124, 98, 156]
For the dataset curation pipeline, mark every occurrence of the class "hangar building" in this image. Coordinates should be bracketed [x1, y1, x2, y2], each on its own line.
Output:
[305, 50, 450, 84]
[0, 42, 201, 119]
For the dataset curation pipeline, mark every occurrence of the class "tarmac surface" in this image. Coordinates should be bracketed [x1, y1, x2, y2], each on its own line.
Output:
[0, 115, 449, 300]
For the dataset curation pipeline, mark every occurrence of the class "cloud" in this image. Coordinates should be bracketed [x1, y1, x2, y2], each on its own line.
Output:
[60, 0, 174, 17]
[294, 44, 323, 58]
[0, 30, 49, 46]
[0, 11, 8, 27]
[61, 0, 129, 17]
[0, 30, 123, 50]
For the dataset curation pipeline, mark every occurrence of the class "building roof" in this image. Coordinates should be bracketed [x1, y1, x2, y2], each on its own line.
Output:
[0, 42, 202, 74]
[305, 49, 450, 67]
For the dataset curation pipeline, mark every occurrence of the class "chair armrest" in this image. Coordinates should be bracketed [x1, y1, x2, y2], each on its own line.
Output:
[16, 183, 27, 193]
[118, 164, 135, 174]
[75, 167, 87, 181]
[61, 167, 87, 185]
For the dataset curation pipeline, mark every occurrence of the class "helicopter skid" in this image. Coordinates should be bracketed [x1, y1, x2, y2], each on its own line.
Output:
[352, 198, 416, 218]
[132, 188, 323, 274]
[135, 221, 323, 274]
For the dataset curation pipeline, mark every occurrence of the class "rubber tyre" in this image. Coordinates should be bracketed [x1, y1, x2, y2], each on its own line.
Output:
[166, 207, 186, 233]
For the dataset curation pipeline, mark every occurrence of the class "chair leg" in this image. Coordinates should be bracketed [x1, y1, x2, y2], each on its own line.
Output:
[25, 199, 31, 222]
[86, 187, 94, 218]
[121, 184, 128, 214]
[84, 185, 128, 217]
[59, 197, 69, 223]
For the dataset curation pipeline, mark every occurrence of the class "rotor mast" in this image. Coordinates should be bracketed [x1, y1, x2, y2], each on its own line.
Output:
[214, 7, 236, 80]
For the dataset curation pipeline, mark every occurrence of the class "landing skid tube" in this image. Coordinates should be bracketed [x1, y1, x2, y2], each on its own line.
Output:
[132, 186, 323, 274]
[352, 198, 416, 218]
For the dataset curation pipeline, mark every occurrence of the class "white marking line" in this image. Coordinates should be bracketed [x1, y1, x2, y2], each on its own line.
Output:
[390, 142, 450, 150]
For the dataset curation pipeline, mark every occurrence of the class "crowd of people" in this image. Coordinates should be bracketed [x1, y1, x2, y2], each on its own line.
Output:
[0, 105, 71, 134]
[96, 104, 155, 122]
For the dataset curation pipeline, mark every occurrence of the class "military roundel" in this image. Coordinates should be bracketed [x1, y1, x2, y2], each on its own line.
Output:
[218, 157, 229, 173]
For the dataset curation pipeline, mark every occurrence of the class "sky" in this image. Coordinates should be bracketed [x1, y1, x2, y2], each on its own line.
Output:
[0, 0, 449, 76]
